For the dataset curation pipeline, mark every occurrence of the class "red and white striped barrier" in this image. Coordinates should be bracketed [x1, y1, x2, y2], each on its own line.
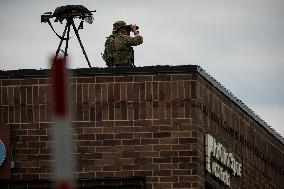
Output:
[51, 58, 74, 189]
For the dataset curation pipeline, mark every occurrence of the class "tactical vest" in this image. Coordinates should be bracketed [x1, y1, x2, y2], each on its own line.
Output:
[102, 34, 135, 67]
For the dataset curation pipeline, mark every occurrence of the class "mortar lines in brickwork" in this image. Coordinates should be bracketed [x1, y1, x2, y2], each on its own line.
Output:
[199, 79, 282, 152]
[87, 84, 90, 121]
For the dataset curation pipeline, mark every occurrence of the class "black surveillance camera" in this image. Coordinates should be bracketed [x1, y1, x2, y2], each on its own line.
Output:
[41, 5, 95, 23]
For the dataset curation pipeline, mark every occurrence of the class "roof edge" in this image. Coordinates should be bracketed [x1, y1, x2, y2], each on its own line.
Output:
[196, 66, 284, 145]
[0, 65, 283, 144]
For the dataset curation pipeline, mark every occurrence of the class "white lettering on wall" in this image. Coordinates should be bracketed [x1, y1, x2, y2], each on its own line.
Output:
[205, 134, 242, 187]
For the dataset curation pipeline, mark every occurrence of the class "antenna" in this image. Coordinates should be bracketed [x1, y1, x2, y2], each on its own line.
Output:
[41, 5, 96, 68]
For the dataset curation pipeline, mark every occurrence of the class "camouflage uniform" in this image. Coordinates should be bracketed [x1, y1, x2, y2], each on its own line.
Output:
[103, 21, 143, 67]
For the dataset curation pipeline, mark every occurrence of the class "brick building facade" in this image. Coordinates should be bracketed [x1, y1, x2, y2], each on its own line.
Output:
[0, 65, 283, 188]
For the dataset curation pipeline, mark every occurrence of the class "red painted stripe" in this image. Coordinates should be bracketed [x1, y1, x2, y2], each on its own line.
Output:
[52, 58, 67, 117]
[56, 180, 73, 189]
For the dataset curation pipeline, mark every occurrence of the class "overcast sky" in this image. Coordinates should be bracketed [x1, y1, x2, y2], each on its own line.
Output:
[0, 0, 283, 138]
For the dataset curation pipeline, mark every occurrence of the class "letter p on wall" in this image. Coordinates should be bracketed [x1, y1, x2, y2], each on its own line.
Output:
[205, 134, 214, 173]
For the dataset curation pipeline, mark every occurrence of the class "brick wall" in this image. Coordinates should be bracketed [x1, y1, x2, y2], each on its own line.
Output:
[195, 74, 284, 189]
[0, 72, 200, 189]
[0, 66, 283, 189]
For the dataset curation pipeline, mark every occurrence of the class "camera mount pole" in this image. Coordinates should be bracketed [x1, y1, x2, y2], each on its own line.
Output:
[64, 19, 71, 64]
[71, 21, 92, 68]
[52, 18, 92, 69]
[52, 22, 69, 68]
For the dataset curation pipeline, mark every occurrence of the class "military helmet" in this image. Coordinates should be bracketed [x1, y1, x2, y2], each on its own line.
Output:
[113, 21, 127, 34]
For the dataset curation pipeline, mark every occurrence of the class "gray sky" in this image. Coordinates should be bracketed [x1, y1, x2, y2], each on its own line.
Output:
[0, 0, 284, 137]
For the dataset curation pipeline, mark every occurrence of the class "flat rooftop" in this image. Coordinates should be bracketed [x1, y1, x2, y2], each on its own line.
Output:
[0, 65, 283, 144]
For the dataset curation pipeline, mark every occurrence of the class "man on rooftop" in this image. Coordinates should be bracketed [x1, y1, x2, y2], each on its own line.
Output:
[102, 21, 143, 67]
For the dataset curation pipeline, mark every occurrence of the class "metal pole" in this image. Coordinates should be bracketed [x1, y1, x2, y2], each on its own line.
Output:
[51, 58, 74, 189]
[64, 20, 71, 63]
[71, 20, 92, 68]
[52, 23, 69, 68]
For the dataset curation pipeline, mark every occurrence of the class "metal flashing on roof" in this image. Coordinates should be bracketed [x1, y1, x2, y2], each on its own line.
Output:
[0, 65, 283, 144]
[196, 67, 284, 145]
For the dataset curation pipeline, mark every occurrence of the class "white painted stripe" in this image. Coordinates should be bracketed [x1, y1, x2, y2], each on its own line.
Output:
[52, 118, 74, 181]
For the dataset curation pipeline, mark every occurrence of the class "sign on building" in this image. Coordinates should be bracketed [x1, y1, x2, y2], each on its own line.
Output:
[205, 134, 242, 187]
[0, 125, 11, 179]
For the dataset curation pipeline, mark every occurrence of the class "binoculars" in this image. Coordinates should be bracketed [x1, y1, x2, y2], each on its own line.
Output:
[126, 25, 139, 31]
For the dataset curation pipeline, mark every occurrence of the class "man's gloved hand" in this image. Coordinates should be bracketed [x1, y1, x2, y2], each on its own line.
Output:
[130, 24, 137, 31]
